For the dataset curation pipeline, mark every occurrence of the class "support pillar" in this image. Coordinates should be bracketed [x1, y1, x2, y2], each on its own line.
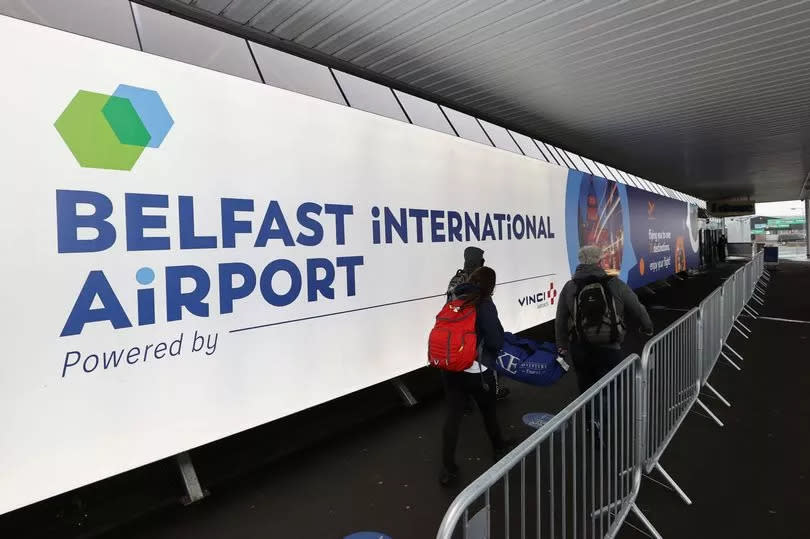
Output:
[176, 452, 205, 504]
[391, 377, 417, 407]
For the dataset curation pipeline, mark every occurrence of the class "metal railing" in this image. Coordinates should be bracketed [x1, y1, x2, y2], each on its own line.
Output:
[437, 255, 769, 539]
[720, 272, 736, 342]
[638, 309, 700, 505]
[732, 267, 746, 319]
[698, 288, 723, 386]
[695, 287, 729, 426]
[436, 355, 660, 539]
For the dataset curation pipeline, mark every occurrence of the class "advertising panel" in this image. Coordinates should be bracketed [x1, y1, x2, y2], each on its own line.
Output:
[0, 16, 569, 514]
[565, 172, 700, 287]
[0, 16, 699, 514]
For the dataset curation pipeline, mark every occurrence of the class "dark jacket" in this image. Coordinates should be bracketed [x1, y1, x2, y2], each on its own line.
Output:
[453, 283, 504, 368]
[555, 264, 653, 351]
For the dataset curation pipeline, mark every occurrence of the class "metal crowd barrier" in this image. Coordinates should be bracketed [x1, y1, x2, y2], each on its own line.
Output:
[698, 253, 768, 425]
[638, 309, 700, 505]
[732, 267, 746, 319]
[720, 272, 736, 342]
[436, 355, 661, 539]
[695, 288, 729, 426]
[437, 255, 770, 538]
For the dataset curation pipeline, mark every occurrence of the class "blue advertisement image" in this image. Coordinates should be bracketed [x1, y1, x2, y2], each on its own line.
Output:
[565, 171, 699, 288]
[624, 188, 700, 287]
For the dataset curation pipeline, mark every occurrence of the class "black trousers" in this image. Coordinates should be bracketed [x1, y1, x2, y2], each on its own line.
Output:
[569, 342, 625, 394]
[440, 369, 504, 470]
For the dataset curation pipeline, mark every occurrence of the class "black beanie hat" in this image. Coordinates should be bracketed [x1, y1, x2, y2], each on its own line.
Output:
[463, 246, 485, 270]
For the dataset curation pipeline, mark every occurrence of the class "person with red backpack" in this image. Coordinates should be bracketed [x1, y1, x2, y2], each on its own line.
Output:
[555, 245, 654, 394]
[429, 266, 513, 486]
[446, 247, 510, 403]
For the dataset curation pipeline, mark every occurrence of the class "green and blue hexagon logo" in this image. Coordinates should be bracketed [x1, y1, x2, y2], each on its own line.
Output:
[54, 85, 173, 171]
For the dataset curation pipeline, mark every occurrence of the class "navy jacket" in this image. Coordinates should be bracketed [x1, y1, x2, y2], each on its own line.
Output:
[452, 283, 505, 368]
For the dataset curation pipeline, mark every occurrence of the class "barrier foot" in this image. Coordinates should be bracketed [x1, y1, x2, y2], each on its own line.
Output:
[735, 319, 752, 333]
[743, 305, 759, 318]
[724, 344, 745, 362]
[176, 452, 206, 505]
[720, 351, 742, 371]
[752, 295, 765, 306]
[631, 503, 663, 539]
[733, 324, 750, 339]
[391, 377, 418, 407]
[696, 398, 724, 427]
[705, 382, 731, 407]
[655, 463, 693, 505]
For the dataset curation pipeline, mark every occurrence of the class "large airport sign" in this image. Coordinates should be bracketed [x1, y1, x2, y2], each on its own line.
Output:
[0, 15, 699, 515]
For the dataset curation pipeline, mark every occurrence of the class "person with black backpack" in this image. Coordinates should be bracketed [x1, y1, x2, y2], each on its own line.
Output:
[555, 245, 654, 394]
[446, 246, 485, 300]
[446, 247, 510, 403]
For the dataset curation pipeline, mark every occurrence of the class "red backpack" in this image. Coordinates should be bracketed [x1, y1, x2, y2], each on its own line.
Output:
[428, 300, 478, 371]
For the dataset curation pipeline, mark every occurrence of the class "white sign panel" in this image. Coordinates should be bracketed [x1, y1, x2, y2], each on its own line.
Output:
[0, 17, 571, 514]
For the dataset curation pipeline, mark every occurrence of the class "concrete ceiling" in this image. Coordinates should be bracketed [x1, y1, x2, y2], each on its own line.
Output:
[140, 0, 810, 203]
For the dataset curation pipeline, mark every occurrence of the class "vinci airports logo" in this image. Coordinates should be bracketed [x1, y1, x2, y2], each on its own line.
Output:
[54, 85, 173, 171]
[518, 282, 558, 309]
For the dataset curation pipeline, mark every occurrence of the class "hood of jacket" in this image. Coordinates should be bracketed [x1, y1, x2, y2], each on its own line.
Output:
[572, 263, 607, 280]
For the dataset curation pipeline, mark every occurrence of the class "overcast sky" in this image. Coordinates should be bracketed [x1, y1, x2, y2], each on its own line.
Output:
[755, 200, 805, 217]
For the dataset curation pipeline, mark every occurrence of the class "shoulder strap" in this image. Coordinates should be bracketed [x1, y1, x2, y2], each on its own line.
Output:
[574, 275, 604, 290]
[599, 276, 623, 341]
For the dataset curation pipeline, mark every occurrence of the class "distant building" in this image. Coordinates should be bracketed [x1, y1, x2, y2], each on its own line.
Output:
[750, 215, 806, 242]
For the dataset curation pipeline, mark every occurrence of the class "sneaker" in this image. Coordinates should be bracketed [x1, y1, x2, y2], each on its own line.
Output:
[439, 466, 459, 487]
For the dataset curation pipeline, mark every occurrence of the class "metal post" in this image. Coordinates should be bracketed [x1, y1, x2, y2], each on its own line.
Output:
[654, 463, 692, 505]
[805, 197, 809, 259]
[176, 451, 205, 504]
[391, 377, 417, 407]
[705, 382, 732, 407]
[735, 319, 752, 333]
[720, 351, 741, 371]
[724, 344, 745, 362]
[631, 504, 663, 539]
[695, 398, 724, 427]
[733, 323, 750, 339]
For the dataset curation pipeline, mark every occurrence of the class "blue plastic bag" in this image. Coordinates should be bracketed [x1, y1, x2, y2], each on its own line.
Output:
[495, 333, 568, 386]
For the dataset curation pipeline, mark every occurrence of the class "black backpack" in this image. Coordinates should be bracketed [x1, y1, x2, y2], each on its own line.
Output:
[446, 269, 469, 300]
[572, 276, 625, 346]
